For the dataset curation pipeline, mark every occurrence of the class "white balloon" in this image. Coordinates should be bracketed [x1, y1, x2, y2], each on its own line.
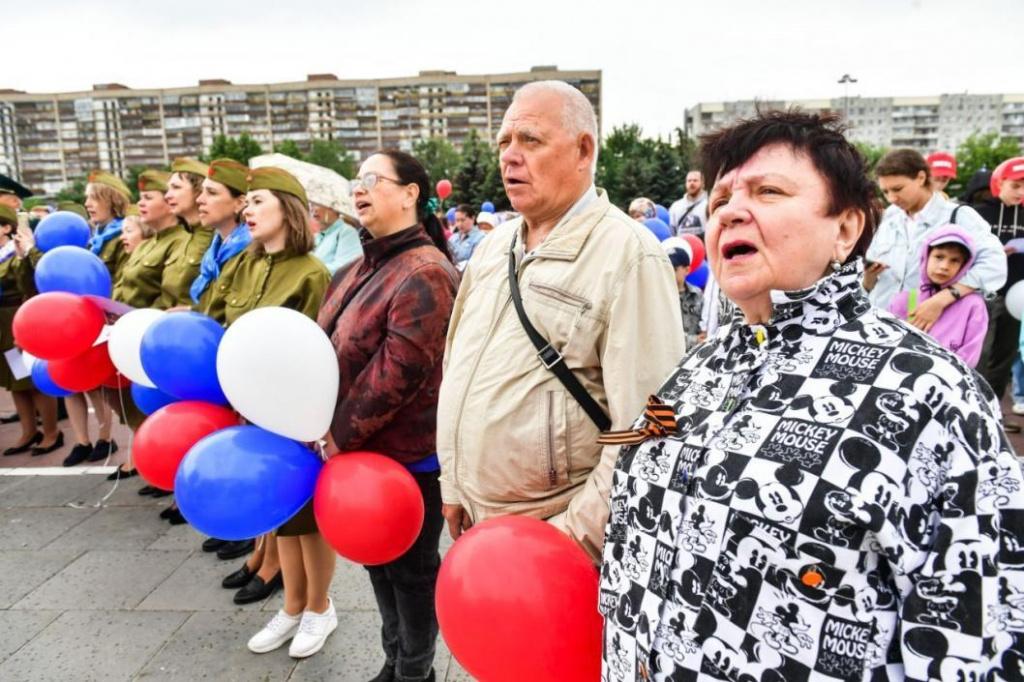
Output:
[216, 307, 339, 442]
[108, 309, 165, 388]
[1007, 281, 1024, 321]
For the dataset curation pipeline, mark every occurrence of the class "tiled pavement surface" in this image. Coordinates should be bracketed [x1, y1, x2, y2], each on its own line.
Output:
[5, 387, 1024, 681]
[0, 393, 471, 681]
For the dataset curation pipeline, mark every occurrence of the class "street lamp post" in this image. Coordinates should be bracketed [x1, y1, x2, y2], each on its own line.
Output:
[838, 74, 858, 121]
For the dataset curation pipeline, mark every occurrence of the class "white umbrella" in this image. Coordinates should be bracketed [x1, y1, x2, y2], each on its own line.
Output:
[249, 153, 355, 222]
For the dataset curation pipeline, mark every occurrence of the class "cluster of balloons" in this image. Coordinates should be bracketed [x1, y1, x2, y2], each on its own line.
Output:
[436, 516, 602, 681]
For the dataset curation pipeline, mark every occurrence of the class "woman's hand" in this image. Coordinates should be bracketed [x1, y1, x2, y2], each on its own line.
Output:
[166, 305, 191, 313]
[909, 290, 953, 333]
[863, 262, 886, 292]
[13, 223, 34, 258]
[442, 503, 473, 540]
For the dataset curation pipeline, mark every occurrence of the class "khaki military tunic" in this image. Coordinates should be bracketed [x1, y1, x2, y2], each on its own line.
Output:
[155, 224, 214, 309]
[0, 253, 35, 391]
[112, 225, 189, 309]
[201, 249, 329, 327]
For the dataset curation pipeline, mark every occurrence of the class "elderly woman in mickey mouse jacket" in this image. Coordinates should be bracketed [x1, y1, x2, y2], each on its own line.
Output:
[599, 111, 1024, 682]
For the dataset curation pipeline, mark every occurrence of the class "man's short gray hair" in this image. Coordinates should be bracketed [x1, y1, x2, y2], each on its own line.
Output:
[512, 80, 599, 175]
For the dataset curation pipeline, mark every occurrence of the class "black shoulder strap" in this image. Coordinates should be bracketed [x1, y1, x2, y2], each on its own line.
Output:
[951, 205, 961, 225]
[507, 236, 611, 432]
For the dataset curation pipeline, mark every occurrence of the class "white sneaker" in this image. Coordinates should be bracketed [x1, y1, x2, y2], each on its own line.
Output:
[1013, 403, 1024, 416]
[289, 598, 338, 658]
[247, 610, 301, 654]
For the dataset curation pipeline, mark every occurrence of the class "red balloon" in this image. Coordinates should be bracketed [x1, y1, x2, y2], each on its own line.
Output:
[48, 343, 116, 393]
[436, 179, 452, 200]
[101, 370, 131, 390]
[13, 292, 105, 360]
[436, 516, 601, 682]
[134, 401, 239, 490]
[682, 233, 705, 274]
[314, 452, 424, 565]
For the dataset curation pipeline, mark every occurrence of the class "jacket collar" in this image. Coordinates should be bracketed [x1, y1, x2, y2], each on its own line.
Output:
[359, 223, 433, 268]
[516, 187, 609, 261]
[726, 259, 869, 342]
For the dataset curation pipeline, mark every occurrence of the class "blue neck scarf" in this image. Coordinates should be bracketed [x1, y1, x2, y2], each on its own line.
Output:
[189, 223, 252, 303]
[88, 218, 123, 255]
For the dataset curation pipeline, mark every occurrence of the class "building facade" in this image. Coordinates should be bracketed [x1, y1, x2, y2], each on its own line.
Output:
[0, 66, 601, 194]
[684, 93, 1024, 154]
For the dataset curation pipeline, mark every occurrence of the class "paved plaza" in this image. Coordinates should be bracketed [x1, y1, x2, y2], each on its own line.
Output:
[0, 392, 471, 681]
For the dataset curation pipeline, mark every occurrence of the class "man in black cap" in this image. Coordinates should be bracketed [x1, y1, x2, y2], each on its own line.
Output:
[0, 173, 32, 211]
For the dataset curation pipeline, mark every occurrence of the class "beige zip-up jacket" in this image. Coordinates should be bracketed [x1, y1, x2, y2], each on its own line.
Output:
[437, 189, 686, 561]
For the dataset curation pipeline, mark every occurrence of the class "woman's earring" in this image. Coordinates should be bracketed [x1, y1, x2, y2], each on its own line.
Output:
[831, 259, 842, 272]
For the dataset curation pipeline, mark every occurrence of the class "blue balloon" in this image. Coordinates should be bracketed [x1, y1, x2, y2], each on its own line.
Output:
[131, 383, 179, 416]
[686, 261, 709, 289]
[140, 312, 228, 404]
[642, 218, 672, 242]
[34, 246, 112, 297]
[34, 211, 91, 252]
[175, 425, 323, 540]
[481, 201, 495, 213]
[31, 360, 73, 398]
[446, 207, 457, 222]
[655, 204, 671, 226]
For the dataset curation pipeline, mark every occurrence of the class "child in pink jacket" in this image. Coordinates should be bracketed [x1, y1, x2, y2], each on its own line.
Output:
[888, 224, 989, 367]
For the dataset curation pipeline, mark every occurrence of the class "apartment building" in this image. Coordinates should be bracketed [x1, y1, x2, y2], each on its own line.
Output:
[684, 93, 1024, 154]
[0, 66, 601, 194]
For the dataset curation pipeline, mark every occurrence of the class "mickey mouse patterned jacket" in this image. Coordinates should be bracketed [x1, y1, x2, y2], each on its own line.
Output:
[600, 260, 1024, 681]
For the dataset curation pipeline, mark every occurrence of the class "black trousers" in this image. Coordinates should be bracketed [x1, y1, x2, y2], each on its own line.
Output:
[365, 470, 444, 682]
[979, 295, 1020, 400]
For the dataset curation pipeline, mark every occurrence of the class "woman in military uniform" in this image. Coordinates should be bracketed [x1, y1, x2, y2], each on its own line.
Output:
[201, 168, 335, 659]
[190, 159, 250, 311]
[0, 206, 62, 457]
[156, 158, 213, 308]
[60, 171, 132, 467]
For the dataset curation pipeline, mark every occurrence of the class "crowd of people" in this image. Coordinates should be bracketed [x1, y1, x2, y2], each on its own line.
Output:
[2, 79, 1024, 679]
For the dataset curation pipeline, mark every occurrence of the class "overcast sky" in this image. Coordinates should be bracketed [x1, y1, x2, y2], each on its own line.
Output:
[6, 0, 1021, 137]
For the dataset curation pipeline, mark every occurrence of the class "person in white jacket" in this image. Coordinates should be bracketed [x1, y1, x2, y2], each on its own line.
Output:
[865, 149, 1006, 328]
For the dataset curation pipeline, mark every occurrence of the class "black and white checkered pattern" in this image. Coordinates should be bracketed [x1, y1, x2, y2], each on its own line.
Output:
[600, 261, 1024, 681]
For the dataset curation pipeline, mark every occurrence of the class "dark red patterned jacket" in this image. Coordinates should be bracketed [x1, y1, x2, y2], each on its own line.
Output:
[318, 225, 459, 463]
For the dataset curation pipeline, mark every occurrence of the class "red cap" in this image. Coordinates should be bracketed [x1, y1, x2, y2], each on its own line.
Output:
[992, 159, 1013, 197]
[1003, 157, 1024, 183]
[926, 152, 957, 179]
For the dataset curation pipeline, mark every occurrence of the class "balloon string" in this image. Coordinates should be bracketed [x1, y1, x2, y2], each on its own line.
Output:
[316, 439, 328, 462]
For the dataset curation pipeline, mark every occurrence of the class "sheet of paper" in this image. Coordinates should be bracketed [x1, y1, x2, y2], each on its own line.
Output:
[4, 348, 31, 380]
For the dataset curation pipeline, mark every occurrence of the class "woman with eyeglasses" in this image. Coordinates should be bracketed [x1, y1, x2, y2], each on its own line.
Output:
[317, 150, 457, 682]
[196, 167, 334, 659]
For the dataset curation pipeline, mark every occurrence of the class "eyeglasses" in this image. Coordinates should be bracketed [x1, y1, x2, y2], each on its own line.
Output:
[351, 173, 404, 192]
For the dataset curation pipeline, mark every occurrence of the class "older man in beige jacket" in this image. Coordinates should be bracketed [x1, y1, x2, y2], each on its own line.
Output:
[437, 81, 685, 562]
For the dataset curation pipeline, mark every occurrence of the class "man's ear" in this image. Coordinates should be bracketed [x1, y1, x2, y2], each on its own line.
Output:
[578, 133, 596, 175]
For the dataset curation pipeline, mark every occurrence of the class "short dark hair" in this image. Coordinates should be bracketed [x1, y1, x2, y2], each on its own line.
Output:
[928, 241, 970, 264]
[875, 149, 930, 182]
[455, 204, 476, 219]
[698, 109, 880, 262]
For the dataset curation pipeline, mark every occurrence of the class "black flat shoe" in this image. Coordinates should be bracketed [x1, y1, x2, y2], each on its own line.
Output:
[87, 439, 118, 462]
[159, 505, 177, 520]
[106, 467, 138, 481]
[221, 563, 255, 589]
[202, 537, 228, 553]
[30, 432, 64, 456]
[233, 572, 282, 605]
[150, 489, 172, 498]
[4, 431, 42, 456]
[138, 485, 158, 496]
[0, 413, 20, 424]
[216, 539, 255, 561]
[62, 443, 93, 467]
[165, 508, 187, 525]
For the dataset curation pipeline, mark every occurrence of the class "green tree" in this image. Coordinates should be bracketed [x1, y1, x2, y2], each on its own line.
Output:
[124, 166, 147, 202]
[453, 130, 493, 207]
[56, 179, 86, 205]
[306, 140, 357, 178]
[853, 142, 889, 174]
[646, 138, 686, 208]
[479, 154, 510, 211]
[954, 131, 1022, 195]
[275, 139, 304, 160]
[205, 133, 264, 164]
[412, 137, 461, 193]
